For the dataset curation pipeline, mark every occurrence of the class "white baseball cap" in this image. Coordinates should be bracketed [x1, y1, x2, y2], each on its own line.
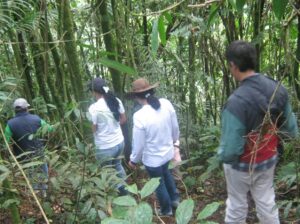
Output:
[13, 98, 30, 109]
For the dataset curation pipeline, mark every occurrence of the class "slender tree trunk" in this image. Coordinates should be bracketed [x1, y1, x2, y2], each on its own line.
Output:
[142, 0, 148, 47]
[293, 0, 300, 100]
[56, 0, 84, 102]
[97, 0, 122, 95]
[17, 33, 35, 100]
[188, 33, 197, 122]
[253, 0, 265, 72]
[39, 0, 65, 115]
[28, 34, 52, 106]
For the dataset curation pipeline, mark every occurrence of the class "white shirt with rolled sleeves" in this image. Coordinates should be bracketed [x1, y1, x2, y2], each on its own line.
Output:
[88, 98, 125, 149]
[130, 98, 180, 167]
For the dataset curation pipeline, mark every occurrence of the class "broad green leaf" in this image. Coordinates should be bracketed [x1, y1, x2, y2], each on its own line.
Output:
[163, 12, 172, 23]
[0, 172, 10, 183]
[284, 201, 292, 218]
[200, 221, 219, 224]
[113, 195, 137, 206]
[158, 16, 166, 46]
[74, 108, 80, 118]
[125, 183, 138, 195]
[151, 19, 159, 56]
[1, 199, 20, 209]
[43, 202, 53, 216]
[236, 0, 246, 12]
[197, 202, 220, 220]
[140, 177, 160, 199]
[272, 0, 288, 20]
[21, 161, 44, 169]
[0, 164, 9, 173]
[112, 205, 130, 219]
[207, 3, 220, 28]
[99, 58, 137, 75]
[82, 199, 93, 214]
[47, 104, 57, 109]
[175, 199, 195, 224]
[132, 203, 152, 224]
[102, 218, 130, 224]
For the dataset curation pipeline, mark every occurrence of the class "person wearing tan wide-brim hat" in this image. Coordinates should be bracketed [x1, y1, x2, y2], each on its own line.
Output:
[128, 77, 180, 216]
[129, 78, 159, 93]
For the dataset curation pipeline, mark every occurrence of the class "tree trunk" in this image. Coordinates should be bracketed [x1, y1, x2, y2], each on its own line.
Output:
[293, 0, 300, 100]
[56, 0, 84, 102]
[97, 0, 122, 95]
[188, 33, 197, 122]
[253, 0, 265, 72]
[17, 33, 35, 100]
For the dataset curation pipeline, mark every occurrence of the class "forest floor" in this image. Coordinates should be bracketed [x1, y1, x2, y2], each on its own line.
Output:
[0, 167, 300, 224]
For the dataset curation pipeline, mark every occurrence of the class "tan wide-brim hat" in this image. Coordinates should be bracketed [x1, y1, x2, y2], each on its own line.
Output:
[129, 78, 159, 93]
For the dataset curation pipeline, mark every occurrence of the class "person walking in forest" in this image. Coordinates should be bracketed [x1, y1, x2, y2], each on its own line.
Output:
[5, 98, 53, 196]
[218, 40, 298, 223]
[128, 78, 180, 216]
[88, 77, 128, 196]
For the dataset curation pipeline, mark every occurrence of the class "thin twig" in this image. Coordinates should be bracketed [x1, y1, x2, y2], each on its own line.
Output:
[132, 0, 186, 16]
[188, 0, 221, 8]
[154, 201, 166, 224]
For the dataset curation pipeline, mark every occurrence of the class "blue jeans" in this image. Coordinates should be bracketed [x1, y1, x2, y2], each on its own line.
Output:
[28, 163, 48, 191]
[145, 161, 179, 214]
[95, 141, 126, 187]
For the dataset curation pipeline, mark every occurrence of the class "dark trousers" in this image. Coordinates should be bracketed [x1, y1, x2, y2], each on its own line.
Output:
[145, 161, 179, 214]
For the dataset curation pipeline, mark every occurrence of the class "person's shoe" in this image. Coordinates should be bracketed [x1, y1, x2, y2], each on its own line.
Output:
[118, 186, 128, 196]
[158, 210, 173, 216]
[172, 200, 180, 208]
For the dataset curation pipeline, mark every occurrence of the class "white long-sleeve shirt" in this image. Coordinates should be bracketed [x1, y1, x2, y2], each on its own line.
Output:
[130, 98, 180, 167]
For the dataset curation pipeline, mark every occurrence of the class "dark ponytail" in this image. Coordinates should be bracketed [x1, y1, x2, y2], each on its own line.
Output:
[88, 78, 120, 121]
[103, 91, 120, 121]
[135, 89, 160, 110]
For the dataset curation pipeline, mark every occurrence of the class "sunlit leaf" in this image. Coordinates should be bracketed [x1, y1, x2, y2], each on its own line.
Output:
[99, 58, 137, 75]
[125, 183, 138, 195]
[151, 19, 159, 56]
[102, 218, 130, 224]
[132, 203, 152, 224]
[158, 16, 166, 46]
[175, 199, 194, 224]
[197, 202, 220, 220]
[113, 195, 137, 206]
[140, 177, 160, 199]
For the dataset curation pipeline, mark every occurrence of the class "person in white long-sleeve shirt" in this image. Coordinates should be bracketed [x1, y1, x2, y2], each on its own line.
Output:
[128, 78, 180, 216]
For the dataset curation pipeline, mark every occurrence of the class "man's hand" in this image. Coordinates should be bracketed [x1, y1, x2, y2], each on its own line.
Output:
[128, 161, 137, 170]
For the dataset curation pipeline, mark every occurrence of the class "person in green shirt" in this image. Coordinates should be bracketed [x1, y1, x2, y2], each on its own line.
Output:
[5, 98, 53, 197]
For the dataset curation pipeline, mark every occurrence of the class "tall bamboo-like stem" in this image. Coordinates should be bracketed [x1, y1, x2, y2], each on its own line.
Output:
[56, 0, 84, 102]
[96, 0, 122, 95]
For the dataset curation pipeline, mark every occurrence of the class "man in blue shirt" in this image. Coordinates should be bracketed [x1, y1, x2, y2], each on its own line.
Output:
[5, 98, 53, 197]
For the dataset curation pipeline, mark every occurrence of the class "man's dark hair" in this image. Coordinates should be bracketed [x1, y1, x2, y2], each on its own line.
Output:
[15, 107, 27, 113]
[225, 40, 257, 72]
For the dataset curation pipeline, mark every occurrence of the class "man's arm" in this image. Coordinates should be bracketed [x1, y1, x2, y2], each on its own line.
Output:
[4, 125, 12, 143]
[130, 117, 145, 164]
[40, 119, 54, 132]
[218, 109, 246, 164]
[280, 103, 298, 138]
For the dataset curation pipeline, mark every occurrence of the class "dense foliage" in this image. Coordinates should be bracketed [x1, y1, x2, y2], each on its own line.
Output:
[0, 0, 300, 223]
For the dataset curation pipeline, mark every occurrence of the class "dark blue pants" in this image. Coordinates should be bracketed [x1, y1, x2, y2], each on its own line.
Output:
[145, 161, 179, 214]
